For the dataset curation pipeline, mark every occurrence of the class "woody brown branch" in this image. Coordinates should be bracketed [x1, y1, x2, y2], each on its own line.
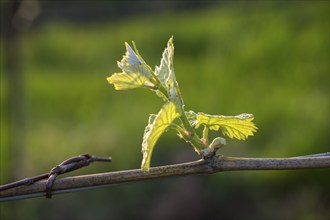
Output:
[1, 155, 329, 201]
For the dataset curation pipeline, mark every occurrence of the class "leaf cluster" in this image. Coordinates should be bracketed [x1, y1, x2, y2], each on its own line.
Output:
[107, 37, 257, 171]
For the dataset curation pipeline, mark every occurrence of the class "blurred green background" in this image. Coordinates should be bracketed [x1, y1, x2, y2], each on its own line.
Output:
[1, 1, 329, 220]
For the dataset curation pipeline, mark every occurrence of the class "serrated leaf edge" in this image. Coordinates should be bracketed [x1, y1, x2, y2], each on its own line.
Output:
[141, 102, 180, 172]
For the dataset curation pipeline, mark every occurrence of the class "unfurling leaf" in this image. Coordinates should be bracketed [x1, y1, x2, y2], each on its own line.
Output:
[155, 37, 184, 106]
[195, 113, 257, 140]
[209, 137, 226, 149]
[141, 102, 180, 171]
[155, 38, 173, 88]
[107, 43, 155, 90]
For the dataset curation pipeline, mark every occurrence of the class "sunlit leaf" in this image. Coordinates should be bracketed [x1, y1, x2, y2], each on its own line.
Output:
[195, 113, 257, 140]
[107, 42, 155, 90]
[155, 37, 184, 106]
[107, 72, 154, 90]
[155, 38, 173, 87]
[141, 102, 180, 171]
[118, 43, 151, 77]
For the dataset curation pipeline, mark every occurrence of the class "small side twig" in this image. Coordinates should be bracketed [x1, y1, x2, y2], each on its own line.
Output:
[0, 154, 112, 197]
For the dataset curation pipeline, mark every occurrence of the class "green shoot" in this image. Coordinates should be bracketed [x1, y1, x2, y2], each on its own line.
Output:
[107, 37, 257, 172]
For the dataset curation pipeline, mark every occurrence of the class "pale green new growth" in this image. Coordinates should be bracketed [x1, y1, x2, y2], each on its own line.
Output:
[155, 37, 184, 107]
[107, 37, 258, 172]
[108, 72, 152, 90]
[107, 43, 155, 90]
[195, 113, 257, 140]
[142, 102, 180, 171]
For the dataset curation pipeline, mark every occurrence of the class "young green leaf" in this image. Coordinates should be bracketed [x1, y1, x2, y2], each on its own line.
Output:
[107, 72, 154, 90]
[107, 43, 156, 90]
[141, 102, 180, 171]
[155, 38, 173, 88]
[155, 37, 184, 106]
[195, 113, 257, 140]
